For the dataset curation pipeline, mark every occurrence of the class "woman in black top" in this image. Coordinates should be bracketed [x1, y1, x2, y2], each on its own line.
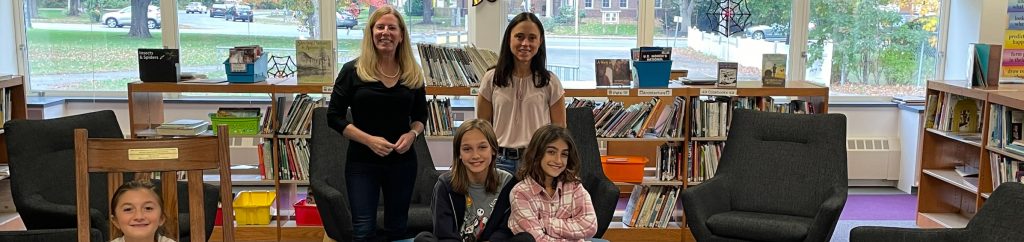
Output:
[326, 5, 427, 242]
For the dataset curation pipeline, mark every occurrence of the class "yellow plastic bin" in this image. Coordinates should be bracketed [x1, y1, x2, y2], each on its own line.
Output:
[233, 191, 276, 225]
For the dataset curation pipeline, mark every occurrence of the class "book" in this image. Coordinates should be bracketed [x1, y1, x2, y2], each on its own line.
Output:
[717, 62, 738, 87]
[156, 119, 210, 136]
[969, 43, 1002, 87]
[296, 40, 335, 84]
[761, 54, 786, 87]
[138, 48, 180, 82]
[595, 59, 632, 87]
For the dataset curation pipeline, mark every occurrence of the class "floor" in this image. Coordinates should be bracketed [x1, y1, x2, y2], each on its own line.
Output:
[830, 187, 918, 242]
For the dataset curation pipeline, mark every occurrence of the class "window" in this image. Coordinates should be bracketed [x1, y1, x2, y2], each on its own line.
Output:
[506, 0, 635, 83]
[602, 0, 611, 8]
[585, 0, 593, 9]
[619, 0, 627, 8]
[807, 0, 940, 96]
[176, 1, 322, 88]
[655, 0, 663, 9]
[654, 0, 790, 82]
[25, 3, 161, 92]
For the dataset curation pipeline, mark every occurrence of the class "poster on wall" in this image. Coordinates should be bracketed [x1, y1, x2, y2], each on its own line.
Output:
[1002, 0, 1024, 82]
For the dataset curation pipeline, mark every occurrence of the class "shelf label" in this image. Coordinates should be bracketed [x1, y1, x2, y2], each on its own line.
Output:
[638, 89, 672, 96]
[128, 148, 179, 160]
[470, 87, 480, 96]
[321, 85, 333, 93]
[699, 88, 738, 96]
[606, 89, 630, 96]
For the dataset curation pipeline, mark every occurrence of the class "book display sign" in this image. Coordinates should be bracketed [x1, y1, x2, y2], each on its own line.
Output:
[595, 59, 633, 87]
[1004, 0, 1024, 81]
[761, 54, 786, 87]
[138, 48, 180, 82]
[296, 40, 335, 84]
[717, 62, 738, 87]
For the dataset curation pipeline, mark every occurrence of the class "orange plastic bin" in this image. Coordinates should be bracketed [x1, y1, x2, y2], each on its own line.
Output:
[601, 155, 648, 183]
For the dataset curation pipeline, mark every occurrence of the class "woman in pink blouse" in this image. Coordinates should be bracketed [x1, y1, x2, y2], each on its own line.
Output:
[508, 125, 601, 242]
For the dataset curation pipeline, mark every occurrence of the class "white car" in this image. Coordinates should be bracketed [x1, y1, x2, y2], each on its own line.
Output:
[102, 6, 162, 29]
[186, 2, 207, 14]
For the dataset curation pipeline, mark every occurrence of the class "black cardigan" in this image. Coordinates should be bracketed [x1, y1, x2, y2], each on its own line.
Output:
[432, 172, 517, 242]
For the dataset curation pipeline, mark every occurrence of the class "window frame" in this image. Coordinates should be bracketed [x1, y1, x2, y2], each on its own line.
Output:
[602, 0, 611, 9]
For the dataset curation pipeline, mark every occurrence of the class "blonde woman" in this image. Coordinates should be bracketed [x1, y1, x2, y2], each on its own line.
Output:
[326, 5, 427, 242]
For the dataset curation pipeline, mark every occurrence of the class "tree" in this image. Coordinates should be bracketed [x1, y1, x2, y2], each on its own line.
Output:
[68, 0, 82, 16]
[128, 0, 153, 38]
[284, 0, 317, 38]
[421, 0, 433, 24]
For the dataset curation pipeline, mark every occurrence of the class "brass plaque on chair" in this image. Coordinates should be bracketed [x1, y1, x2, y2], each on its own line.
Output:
[128, 148, 179, 160]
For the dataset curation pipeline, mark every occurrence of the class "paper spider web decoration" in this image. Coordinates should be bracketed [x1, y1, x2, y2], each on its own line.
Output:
[704, 0, 751, 37]
[267, 55, 297, 78]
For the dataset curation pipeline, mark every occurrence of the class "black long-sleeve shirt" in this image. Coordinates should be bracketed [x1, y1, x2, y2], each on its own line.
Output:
[327, 59, 428, 163]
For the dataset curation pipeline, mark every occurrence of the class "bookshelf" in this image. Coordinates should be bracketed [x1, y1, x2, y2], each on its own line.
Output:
[425, 80, 827, 242]
[916, 80, 1024, 229]
[0, 75, 28, 164]
[128, 78, 329, 241]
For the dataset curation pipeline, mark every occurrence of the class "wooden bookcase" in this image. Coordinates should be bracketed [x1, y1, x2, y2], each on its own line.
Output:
[128, 78, 330, 242]
[916, 80, 1024, 228]
[130, 79, 827, 242]
[0, 75, 28, 164]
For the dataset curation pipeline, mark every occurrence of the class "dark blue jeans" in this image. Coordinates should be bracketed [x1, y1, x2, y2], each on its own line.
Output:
[346, 159, 417, 242]
[496, 153, 521, 175]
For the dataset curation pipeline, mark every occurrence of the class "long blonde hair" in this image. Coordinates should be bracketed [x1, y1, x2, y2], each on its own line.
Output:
[356, 6, 424, 88]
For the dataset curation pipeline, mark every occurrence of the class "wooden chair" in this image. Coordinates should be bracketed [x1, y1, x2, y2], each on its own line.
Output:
[74, 126, 235, 242]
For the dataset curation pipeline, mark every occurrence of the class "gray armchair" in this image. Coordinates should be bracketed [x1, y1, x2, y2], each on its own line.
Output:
[850, 182, 1024, 242]
[4, 110, 218, 241]
[310, 107, 439, 241]
[565, 107, 621, 238]
[681, 109, 848, 242]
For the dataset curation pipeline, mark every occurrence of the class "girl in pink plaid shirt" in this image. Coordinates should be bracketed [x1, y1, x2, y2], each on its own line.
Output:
[508, 125, 598, 242]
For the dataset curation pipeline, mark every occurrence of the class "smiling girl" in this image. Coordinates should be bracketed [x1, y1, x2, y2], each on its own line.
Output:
[508, 125, 597, 242]
[109, 180, 174, 242]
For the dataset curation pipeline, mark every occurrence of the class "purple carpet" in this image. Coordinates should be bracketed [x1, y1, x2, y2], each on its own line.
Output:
[839, 194, 917, 220]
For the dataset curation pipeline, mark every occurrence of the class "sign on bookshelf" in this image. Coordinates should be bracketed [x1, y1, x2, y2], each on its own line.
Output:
[700, 88, 738, 96]
[607, 89, 630, 96]
[321, 85, 333, 93]
[638, 89, 672, 96]
[470, 87, 480, 96]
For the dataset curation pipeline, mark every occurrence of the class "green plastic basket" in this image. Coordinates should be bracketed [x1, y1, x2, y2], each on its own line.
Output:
[208, 113, 261, 135]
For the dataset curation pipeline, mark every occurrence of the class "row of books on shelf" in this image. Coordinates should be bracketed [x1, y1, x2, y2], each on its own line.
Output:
[656, 143, 683, 181]
[990, 154, 1024, 191]
[258, 138, 310, 180]
[925, 92, 983, 134]
[277, 94, 327, 135]
[426, 98, 455, 136]
[988, 104, 1024, 154]
[688, 142, 724, 183]
[621, 185, 680, 228]
[572, 97, 687, 138]
[418, 44, 497, 87]
[0, 88, 11, 127]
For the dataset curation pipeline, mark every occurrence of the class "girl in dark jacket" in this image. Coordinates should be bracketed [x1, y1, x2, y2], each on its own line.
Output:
[415, 119, 533, 242]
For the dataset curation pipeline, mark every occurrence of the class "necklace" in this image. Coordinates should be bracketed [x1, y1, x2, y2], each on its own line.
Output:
[377, 65, 400, 78]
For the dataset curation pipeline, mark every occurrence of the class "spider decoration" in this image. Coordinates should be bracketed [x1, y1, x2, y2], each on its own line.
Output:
[267, 55, 297, 78]
[704, 0, 751, 37]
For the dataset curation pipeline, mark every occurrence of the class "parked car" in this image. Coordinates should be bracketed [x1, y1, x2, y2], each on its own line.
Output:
[210, 3, 227, 17]
[745, 23, 815, 42]
[336, 11, 357, 29]
[225, 5, 253, 22]
[185, 2, 207, 14]
[102, 6, 161, 29]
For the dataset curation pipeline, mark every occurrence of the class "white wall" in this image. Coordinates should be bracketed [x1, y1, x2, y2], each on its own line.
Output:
[0, 1, 18, 74]
[944, 0, 1009, 80]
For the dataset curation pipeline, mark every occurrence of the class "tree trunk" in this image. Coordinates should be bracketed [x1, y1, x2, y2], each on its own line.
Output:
[128, 0, 153, 38]
[421, 0, 433, 24]
[68, 0, 81, 16]
[28, 0, 39, 19]
[681, 0, 693, 37]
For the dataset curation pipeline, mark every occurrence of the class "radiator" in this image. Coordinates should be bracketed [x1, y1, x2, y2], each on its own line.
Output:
[847, 137, 901, 180]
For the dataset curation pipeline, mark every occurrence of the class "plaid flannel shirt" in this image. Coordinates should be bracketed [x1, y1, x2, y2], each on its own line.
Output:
[508, 177, 597, 242]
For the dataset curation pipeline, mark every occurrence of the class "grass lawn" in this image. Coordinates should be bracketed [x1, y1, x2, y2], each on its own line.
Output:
[548, 22, 638, 36]
[33, 8, 95, 24]
[28, 29, 361, 75]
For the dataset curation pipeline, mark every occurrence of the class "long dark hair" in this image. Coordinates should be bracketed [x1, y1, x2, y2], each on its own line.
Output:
[518, 125, 581, 186]
[110, 179, 168, 240]
[451, 119, 502, 194]
[492, 12, 552, 88]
